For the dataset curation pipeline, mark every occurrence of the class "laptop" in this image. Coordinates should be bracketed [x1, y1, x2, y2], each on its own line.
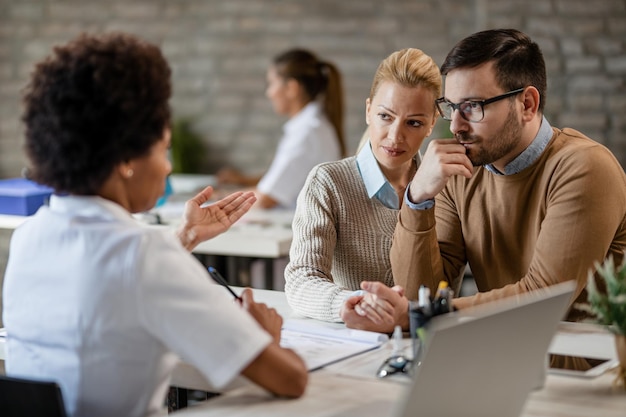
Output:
[392, 280, 576, 417]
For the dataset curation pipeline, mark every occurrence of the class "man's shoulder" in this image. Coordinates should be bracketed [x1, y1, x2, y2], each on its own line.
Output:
[542, 128, 626, 193]
[552, 127, 607, 152]
[550, 127, 620, 166]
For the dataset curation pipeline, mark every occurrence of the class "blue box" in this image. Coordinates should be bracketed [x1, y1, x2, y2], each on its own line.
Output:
[0, 178, 53, 216]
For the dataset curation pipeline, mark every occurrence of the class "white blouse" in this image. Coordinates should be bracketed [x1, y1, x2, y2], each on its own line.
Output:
[257, 101, 341, 208]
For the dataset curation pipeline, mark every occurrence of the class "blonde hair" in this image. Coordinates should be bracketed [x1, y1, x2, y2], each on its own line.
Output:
[357, 48, 441, 154]
[369, 48, 441, 104]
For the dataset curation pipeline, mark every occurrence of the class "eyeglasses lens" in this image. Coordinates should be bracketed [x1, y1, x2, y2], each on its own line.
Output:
[439, 101, 483, 122]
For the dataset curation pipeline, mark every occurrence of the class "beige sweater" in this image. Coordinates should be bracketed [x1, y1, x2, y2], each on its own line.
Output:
[391, 127, 626, 320]
[284, 157, 398, 322]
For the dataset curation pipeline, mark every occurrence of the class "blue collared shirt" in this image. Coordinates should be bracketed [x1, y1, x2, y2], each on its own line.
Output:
[356, 141, 417, 210]
[405, 116, 553, 209]
[485, 116, 553, 175]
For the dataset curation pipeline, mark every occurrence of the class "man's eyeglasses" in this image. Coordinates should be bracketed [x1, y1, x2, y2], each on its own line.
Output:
[376, 354, 412, 378]
[435, 87, 525, 123]
[376, 326, 413, 378]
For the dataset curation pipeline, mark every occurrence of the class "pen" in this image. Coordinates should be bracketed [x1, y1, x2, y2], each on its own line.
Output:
[207, 266, 241, 301]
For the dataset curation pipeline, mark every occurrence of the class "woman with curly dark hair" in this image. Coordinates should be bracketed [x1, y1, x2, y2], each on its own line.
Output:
[3, 32, 306, 417]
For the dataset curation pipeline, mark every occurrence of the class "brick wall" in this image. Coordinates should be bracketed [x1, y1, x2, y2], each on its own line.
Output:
[1, 0, 624, 176]
[0, 0, 625, 323]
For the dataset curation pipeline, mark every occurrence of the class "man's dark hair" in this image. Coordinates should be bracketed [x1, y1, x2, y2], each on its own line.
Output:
[22, 32, 172, 194]
[440, 29, 547, 112]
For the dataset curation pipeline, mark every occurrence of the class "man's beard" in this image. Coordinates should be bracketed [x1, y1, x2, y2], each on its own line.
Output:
[456, 107, 522, 167]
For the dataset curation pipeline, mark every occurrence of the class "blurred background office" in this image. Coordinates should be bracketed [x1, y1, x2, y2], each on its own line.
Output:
[0, 0, 625, 325]
[217, 47, 346, 209]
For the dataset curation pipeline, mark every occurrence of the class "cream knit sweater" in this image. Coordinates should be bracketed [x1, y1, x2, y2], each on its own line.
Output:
[284, 157, 398, 322]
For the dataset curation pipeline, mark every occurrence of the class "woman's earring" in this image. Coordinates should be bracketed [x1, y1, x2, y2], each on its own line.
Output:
[126, 169, 134, 178]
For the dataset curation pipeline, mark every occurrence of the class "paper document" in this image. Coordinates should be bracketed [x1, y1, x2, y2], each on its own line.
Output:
[549, 322, 618, 359]
[281, 319, 389, 371]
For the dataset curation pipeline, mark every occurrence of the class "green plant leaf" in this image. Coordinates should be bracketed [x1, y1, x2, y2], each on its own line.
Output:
[586, 253, 626, 335]
[170, 119, 205, 173]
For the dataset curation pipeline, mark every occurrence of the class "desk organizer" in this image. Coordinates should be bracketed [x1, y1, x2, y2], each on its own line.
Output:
[0, 178, 53, 215]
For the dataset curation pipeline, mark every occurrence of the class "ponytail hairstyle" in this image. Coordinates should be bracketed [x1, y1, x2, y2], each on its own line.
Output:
[273, 49, 346, 157]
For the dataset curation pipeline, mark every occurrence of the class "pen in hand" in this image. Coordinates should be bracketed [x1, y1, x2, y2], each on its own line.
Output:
[207, 266, 241, 301]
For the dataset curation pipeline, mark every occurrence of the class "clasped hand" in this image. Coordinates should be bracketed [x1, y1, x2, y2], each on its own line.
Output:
[340, 281, 409, 334]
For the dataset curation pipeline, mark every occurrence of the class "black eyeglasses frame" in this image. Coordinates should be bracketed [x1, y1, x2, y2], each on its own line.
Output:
[435, 87, 526, 122]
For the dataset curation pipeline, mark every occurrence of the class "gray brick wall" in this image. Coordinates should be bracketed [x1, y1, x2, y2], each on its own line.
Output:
[0, 0, 625, 323]
[1, 0, 623, 176]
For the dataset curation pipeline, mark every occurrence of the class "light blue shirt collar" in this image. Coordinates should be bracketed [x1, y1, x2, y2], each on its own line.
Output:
[485, 116, 553, 175]
[356, 140, 417, 209]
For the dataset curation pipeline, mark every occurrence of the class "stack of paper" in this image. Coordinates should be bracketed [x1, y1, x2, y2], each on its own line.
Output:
[281, 319, 389, 371]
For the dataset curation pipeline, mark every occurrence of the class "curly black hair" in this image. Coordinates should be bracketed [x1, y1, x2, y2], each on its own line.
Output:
[22, 32, 172, 194]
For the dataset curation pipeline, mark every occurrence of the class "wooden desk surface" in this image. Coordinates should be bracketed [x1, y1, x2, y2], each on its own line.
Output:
[3, 327, 624, 417]
[170, 289, 626, 417]
[2, 289, 625, 417]
[172, 368, 626, 417]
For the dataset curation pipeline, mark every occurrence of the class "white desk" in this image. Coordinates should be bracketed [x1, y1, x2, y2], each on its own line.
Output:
[0, 204, 294, 289]
[172, 369, 626, 417]
[191, 209, 293, 259]
[158, 205, 293, 288]
[168, 290, 626, 417]
[2, 289, 626, 416]
[0, 214, 28, 229]
[0, 206, 293, 260]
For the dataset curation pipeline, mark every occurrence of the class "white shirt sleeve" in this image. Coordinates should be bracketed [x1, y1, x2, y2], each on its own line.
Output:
[135, 231, 272, 389]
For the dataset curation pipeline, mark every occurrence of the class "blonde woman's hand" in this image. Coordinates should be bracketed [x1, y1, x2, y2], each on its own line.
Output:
[341, 281, 409, 333]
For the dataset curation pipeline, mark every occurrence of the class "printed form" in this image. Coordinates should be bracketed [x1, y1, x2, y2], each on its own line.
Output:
[281, 319, 389, 371]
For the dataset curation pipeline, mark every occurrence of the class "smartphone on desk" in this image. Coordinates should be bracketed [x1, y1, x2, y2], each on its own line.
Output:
[548, 353, 619, 378]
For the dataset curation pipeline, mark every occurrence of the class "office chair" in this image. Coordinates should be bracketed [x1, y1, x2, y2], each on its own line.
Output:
[0, 374, 67, 417]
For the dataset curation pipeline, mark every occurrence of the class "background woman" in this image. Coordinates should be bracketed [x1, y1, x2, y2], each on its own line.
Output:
[218, 48, 345, 209]
[3, 32, 306, 417]
[284, 48, 441, 333]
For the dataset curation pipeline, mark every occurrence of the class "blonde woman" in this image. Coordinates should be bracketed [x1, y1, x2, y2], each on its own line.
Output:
[284, 48, 441, 333]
